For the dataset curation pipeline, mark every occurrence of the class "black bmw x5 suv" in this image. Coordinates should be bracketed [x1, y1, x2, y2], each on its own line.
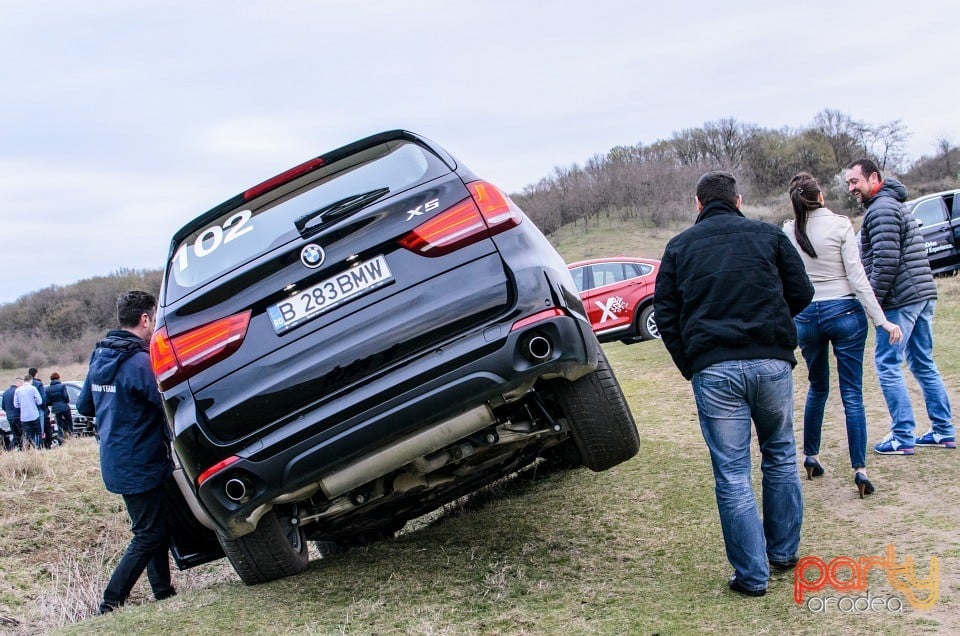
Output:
[154, 130, 638, 585]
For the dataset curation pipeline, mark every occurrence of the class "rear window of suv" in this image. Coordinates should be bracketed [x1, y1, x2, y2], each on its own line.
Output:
[166, 140, 450, 299]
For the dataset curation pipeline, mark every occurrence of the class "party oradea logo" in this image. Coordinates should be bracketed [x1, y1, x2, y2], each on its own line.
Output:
[794, 545, 939, 613]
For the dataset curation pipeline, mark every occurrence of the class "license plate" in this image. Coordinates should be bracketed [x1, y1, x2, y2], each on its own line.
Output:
[267, 255, 393, 333]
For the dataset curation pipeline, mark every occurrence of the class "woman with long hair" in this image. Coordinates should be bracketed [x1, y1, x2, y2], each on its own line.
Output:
[783, 172, 902, 497]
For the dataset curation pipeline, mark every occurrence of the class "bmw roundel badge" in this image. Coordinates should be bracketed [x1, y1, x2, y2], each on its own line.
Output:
[300, 244, 325, 269]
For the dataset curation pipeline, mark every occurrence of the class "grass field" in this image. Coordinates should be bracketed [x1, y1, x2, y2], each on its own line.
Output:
[1, 219, 958, 635]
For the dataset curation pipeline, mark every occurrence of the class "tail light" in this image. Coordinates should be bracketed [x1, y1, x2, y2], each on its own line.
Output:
[400, 180, 522, 256]
[150, 311, 252, 391]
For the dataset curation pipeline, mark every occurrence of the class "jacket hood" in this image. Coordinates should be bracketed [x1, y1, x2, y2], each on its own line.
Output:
[87, 330, 149, 386]
[873, 178, 908, 204]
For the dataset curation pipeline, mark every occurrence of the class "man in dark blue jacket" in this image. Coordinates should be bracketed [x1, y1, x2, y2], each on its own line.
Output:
[78, 290, 176, 613]
[846, 159, 955, 454]
[655, 171, 813, 598]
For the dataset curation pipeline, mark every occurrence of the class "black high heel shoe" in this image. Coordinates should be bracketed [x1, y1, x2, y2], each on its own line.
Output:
[854, 473, 875, 498]
[803, 457, 825, 480]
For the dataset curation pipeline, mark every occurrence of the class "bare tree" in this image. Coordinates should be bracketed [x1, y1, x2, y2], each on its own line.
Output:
[866, 119, 910, 173]
[810, 109, 866, 169]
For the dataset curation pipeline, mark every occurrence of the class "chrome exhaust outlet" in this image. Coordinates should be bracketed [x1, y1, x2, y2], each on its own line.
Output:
[524, 334, 553, 362]
[225, 477, 250, 503]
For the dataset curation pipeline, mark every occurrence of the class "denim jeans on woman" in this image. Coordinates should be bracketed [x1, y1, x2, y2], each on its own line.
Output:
[875, 299, 954, 447]
[794, 298, 868, 468]
[693, 359, 803, 593]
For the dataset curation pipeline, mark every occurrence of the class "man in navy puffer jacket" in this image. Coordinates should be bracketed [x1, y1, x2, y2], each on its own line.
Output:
[846, 158, 955, 454]
[78, 290, 176, 613]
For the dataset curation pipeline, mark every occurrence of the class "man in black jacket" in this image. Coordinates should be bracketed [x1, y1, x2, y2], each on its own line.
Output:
[846, 159, 955, 454]
[654, 171, 813, 597]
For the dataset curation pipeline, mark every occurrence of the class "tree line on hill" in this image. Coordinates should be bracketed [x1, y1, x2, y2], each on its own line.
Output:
[513, 109, 959, 234]
[0, 268, 161, 369]
[1, 109, 956, 369]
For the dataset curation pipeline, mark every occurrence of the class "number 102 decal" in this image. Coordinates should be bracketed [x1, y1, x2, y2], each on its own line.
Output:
[173, 210, 254, 272]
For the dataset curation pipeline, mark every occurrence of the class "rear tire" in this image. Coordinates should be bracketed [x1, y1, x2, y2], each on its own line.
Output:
[219, 507, 308, 585]
[552, 350, 639, 471]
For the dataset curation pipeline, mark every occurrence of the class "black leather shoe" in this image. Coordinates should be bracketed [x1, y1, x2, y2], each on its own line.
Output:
[728, 576, 766, 597]
[769, 558, 798, 572]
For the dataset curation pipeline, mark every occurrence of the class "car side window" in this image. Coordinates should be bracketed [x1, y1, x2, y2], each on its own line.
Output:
[912, 197, 948, 228]
[949, 194, 959, 221]
[591, 263, 625, 288]
[569, 266, 587, 292]
[626, 263, 653, 277]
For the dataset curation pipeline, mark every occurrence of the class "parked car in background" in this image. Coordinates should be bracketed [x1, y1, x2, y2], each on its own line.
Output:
[568, 257, 660, 343]
[63, 380, 96, 436]
[152, 130, 639, 585]
[907, 188, 960, 277]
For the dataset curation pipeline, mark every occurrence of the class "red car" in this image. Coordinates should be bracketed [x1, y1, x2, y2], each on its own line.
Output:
[567, 257, 660, 343]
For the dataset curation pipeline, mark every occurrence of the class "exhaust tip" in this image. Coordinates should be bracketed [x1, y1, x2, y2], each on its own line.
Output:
[524, 334, 553, 362]
[225, 477, 250, 503]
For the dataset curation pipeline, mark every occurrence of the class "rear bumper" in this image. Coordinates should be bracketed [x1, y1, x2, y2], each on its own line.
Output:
[174, 312, 598, 538]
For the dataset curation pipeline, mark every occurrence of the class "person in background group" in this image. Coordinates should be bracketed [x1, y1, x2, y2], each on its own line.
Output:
[3, 378, 24, 451]
[28, 368, 51, 448]
[14, 375, 43, 449]
[783, 172, 903, 498]
[46, 372, 72, 438]
[845, 159, 956, 454]
[78, 290, 176, 614]
[654, 171, 814, 598]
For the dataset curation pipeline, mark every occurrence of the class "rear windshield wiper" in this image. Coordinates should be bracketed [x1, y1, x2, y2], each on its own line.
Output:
[295, 187, 390, 236]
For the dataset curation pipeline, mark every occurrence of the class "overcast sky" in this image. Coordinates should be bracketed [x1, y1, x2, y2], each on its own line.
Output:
[1, 0, 957, 305]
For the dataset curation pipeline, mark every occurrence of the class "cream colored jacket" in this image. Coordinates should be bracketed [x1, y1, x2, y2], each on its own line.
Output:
[783, 208, 889, 327]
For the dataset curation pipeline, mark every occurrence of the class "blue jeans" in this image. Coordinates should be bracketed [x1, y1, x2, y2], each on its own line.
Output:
[101, 486, 174, 610]
[693, 359, 803, 592]
[875, 300, 954, 446]
[21, 418, 43, 449]
[794, 299, 868, 468]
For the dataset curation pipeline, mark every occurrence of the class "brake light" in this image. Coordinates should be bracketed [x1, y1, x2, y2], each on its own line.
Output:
[467, 180, 523, 232]
[196, 455, 240, 488]
[150, 310, 252, 391]
[510, 308, 564, 332]
[399, 198, 487, 256]
[243, 157, 325, 201]
[150, 327, 180, 388]
[399, 180, 522, 257]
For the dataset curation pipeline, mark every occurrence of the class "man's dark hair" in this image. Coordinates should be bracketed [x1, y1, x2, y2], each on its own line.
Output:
[117, 290, 157, 328]
[845, 158, 881, 181]
[696, 171, 739, 207]
[27, 367, 38, 377]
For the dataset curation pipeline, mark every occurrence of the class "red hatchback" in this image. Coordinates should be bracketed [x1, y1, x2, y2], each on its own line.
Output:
[568, 257, 660, 343]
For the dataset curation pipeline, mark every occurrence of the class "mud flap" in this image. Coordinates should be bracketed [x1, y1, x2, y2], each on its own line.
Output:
[163, 476, 225, 569]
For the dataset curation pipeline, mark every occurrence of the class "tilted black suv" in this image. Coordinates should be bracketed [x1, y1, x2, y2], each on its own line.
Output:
[153, 131, 639, 584]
